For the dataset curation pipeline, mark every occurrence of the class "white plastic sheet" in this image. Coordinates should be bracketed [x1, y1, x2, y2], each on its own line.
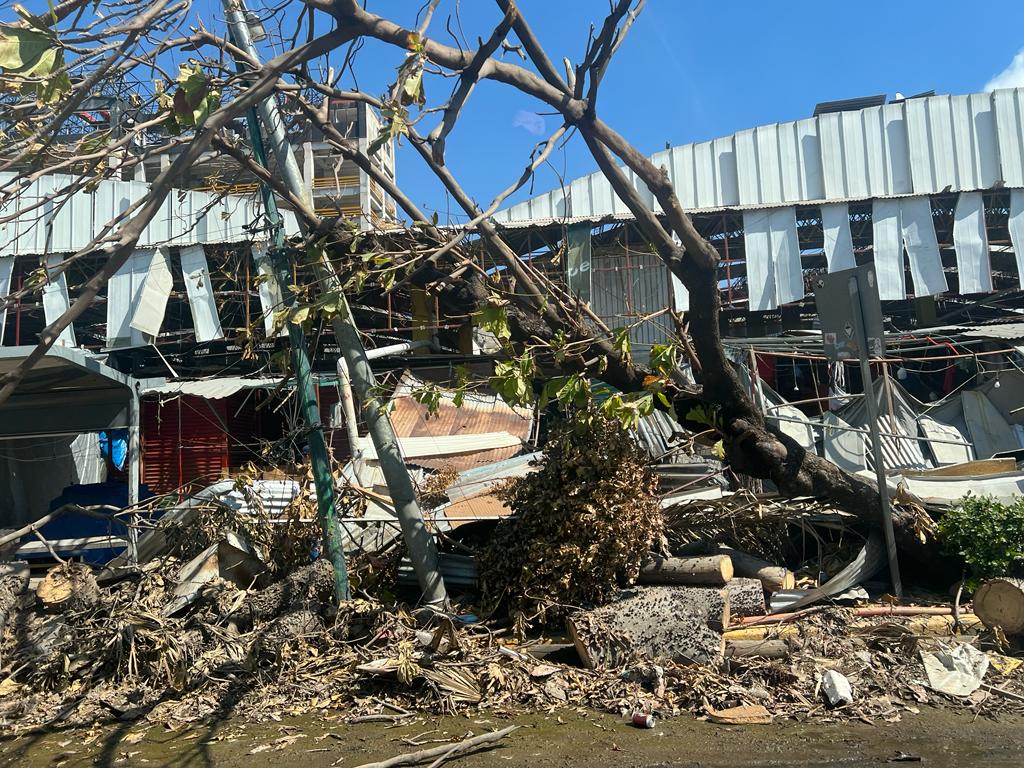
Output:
[900, 196, 947, 297]
[130, 246, 173, 339]
[179, 245, 224, 343]
[107, 249, 153, 348]
[952, 191, 993, 294]
[821, 203, 855, 272]
[41, 254, 76, 347]
[921, 642, 989, 697]
[0, 255, 12, 344]
[871, 199, 904, 300]
[1009, 190, 1024, 289]
[742, 207, 804, 310]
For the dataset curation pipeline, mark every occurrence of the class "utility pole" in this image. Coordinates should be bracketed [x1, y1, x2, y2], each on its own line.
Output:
[223, 0, 448, 608]
[224, 5, 349, 602]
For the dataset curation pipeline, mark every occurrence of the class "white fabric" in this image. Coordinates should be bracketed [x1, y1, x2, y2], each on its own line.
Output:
[107, 249, 153, 349]
[952, 192, 993, 294]
[742, 207, 804, 310]
[1009, 190, 1024, 289]
[251, 242, 285, 337]
[821, 203, 855, 272]
[179, 245, 224, 343]
[0, 255, 13, 345]
[871, 199, 905, 300]
[130, 246, 173, 339]
[41, 254, 76, 348]
[900, 196, 947, 297]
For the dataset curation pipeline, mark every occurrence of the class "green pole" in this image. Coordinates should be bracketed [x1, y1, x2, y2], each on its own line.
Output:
[229, 32, 350, 602]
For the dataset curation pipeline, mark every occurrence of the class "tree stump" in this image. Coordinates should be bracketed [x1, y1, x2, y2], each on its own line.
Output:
[567, 587, 725, 668]
[724, 577, 767, 618]
[638, 555, 733, 585]
[974, 577, 1024, 635]
[36, 563, 100, 612]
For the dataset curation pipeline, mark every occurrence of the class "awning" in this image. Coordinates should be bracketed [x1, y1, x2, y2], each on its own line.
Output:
[0, 346, 135, 438]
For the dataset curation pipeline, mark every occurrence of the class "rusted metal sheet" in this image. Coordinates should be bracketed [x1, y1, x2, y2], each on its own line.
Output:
[387, 372, 533, 471]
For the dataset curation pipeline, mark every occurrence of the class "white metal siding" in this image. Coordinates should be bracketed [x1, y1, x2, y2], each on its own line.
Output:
[0, 171, 298, 256]
[495, 87, 1024, 225]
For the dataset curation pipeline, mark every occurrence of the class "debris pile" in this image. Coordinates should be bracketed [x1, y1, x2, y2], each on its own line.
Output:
[478, 413, 663, 625]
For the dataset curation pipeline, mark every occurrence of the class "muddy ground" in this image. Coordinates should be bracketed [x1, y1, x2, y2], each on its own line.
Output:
[1, 707, 1022, 767]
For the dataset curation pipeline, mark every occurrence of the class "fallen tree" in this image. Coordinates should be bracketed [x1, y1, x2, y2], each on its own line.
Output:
[0, 0, 937, 580]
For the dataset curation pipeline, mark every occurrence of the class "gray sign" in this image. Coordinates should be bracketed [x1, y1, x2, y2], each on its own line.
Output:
[816, 265, 886, 362]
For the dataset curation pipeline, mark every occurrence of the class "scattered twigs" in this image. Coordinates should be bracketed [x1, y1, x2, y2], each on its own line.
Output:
[734, 605, 958, 628]
[348, 726, 518, 768]
[0, 504, 120, 550]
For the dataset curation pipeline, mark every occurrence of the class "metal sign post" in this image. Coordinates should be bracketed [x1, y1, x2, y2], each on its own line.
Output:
[816, 265, 903, 596]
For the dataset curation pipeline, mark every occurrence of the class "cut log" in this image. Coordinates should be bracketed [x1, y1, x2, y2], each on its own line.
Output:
[719, 547, 795, 592]
[567, 587, 725, 668]
[974, 577, 1024, 635]
[724, 577, 766, 618]
[639, 555, 733, 585]
[724, 639, 790, 659]
[36, 563, 100, 612]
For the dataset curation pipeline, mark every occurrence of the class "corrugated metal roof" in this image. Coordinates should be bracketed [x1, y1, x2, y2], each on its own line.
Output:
[143, 376, 282, 399]
[388, 371, 534, 471]
[494, 87, 1024, 226]
[0, 171, 300, 256]
[960, 321, 1024, 341]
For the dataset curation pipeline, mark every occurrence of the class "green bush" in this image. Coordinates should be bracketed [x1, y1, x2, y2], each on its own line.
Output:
[938, 495, 1024, 587]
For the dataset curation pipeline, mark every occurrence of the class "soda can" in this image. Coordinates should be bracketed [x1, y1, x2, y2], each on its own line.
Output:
[631, 710, 655, 728]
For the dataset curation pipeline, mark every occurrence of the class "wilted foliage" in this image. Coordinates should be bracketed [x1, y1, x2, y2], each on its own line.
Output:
[479, 411, 663, 626]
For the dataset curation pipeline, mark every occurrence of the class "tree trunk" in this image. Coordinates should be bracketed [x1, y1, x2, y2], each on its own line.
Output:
[567, 586, 725, 668]
[720, 547, 795, 592]
[639, 555, 733, 585]
[724, 639, 790, 659]
[974, 577, 1024, 635]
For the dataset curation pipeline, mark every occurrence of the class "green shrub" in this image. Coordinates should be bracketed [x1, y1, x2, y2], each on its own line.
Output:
[938, 495, 1024, 587]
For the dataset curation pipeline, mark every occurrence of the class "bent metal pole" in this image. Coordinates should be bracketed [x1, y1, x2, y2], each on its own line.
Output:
[223, 0, 448, 608]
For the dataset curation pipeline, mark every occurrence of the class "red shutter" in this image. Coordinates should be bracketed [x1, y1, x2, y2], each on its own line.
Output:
[142, 397, 229, 495]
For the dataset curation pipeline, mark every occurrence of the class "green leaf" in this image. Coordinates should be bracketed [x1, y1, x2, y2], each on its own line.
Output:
[612, 327, 631, 365]
[0, 25, 50, 70]
[649, 343, 678, 377]
[475, 301, 511, 340]
[400, 67, 425, 107]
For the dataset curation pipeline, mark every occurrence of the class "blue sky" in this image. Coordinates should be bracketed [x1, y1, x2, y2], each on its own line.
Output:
[327, 1, 1024, 224]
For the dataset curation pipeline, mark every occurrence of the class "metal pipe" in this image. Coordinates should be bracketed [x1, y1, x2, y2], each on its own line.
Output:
[127, 382, 140, 562]
[335, 357, 361, 460]
[225, 0, 447, 608]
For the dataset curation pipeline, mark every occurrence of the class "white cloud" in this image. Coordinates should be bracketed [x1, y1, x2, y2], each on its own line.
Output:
[985, 49, 1024, 91]
[512, 110, 545, 136]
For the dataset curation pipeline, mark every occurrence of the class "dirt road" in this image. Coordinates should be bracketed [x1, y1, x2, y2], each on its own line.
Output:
[2, 707, 1022, 767]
